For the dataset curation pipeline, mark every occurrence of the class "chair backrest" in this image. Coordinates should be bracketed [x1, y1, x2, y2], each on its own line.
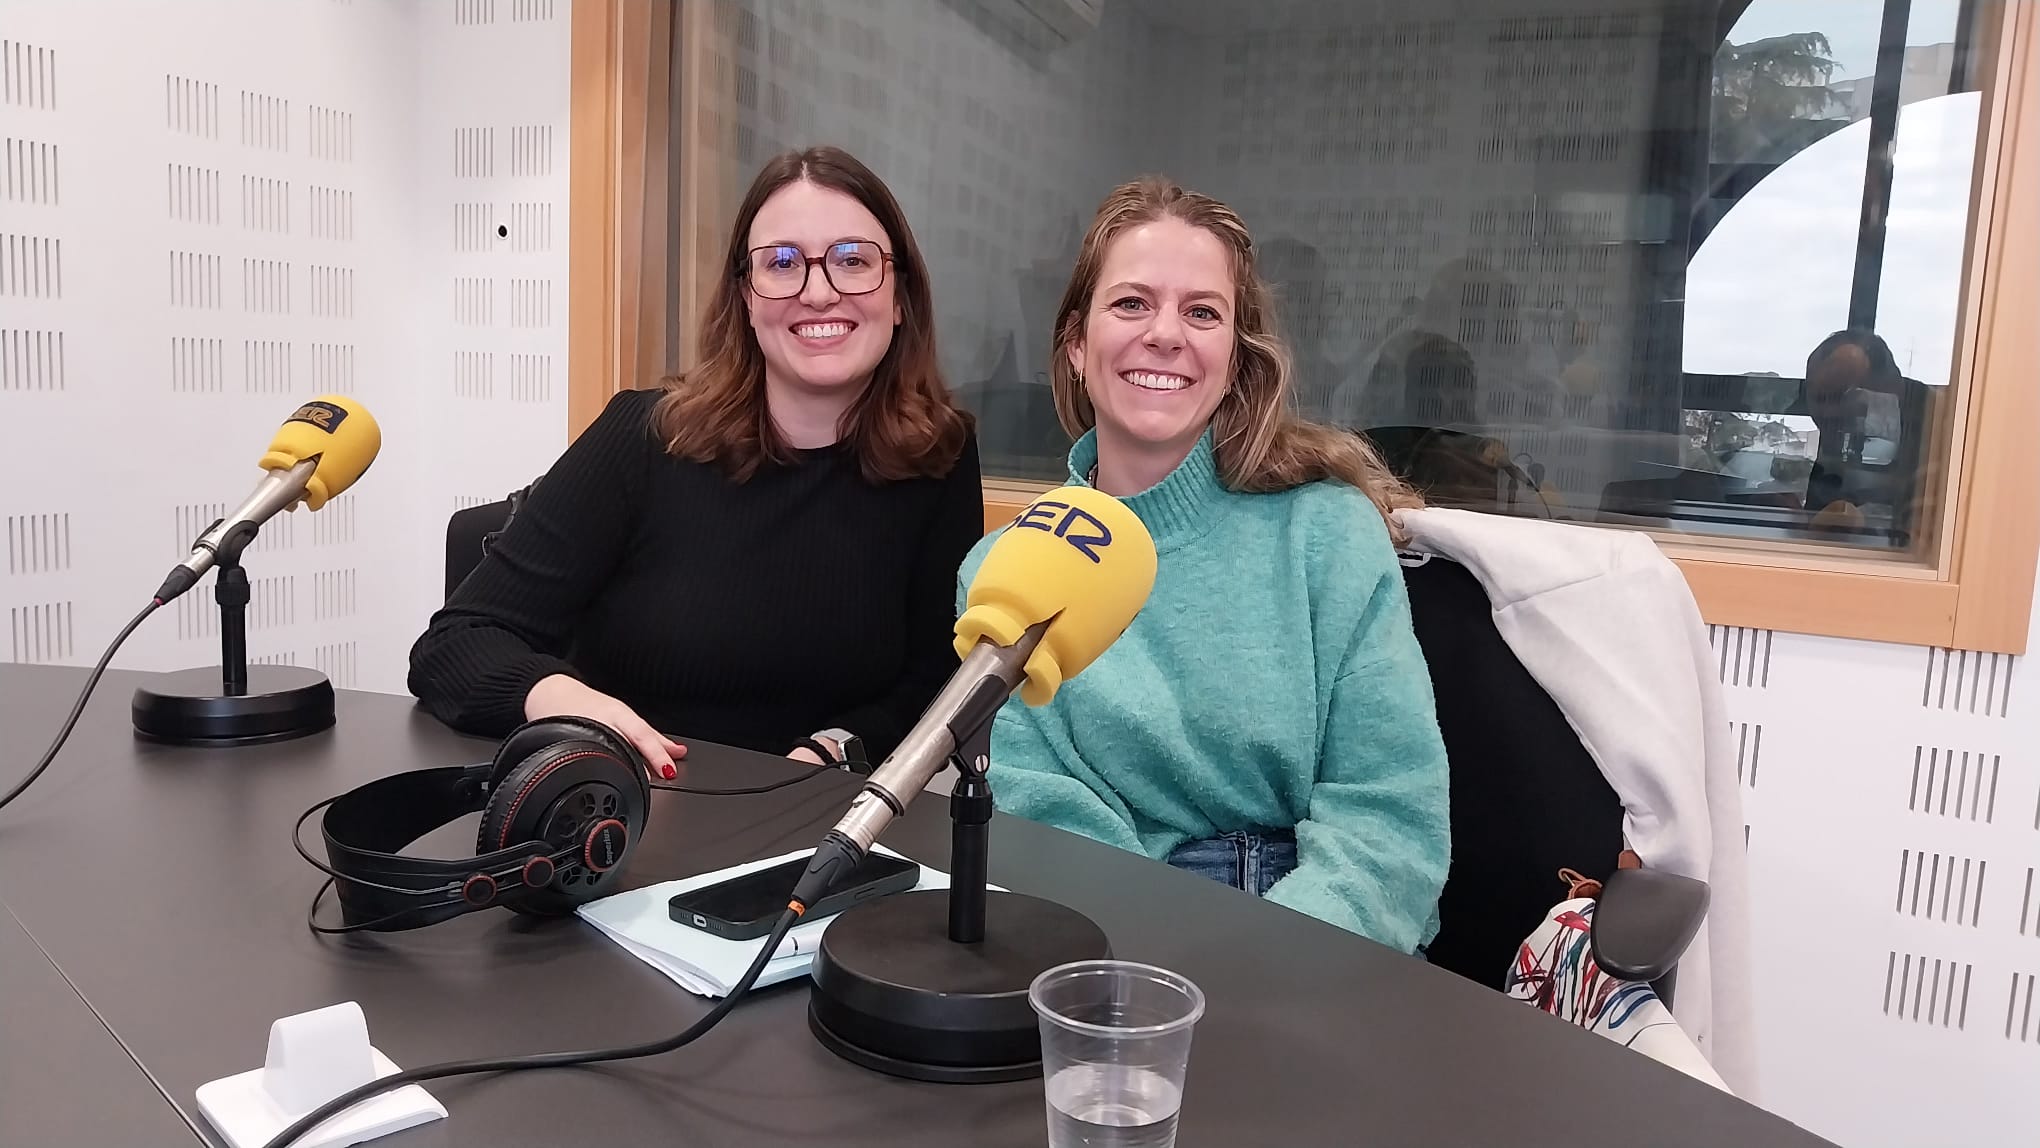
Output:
[445, 500, 510, 601]
[444, 479, 543, 601]
[1399, 553, 1626, 987]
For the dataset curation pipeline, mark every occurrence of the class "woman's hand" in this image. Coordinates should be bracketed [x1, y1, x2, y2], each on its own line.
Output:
[524, 674, 685, 780]
[787, 735, 841, 767]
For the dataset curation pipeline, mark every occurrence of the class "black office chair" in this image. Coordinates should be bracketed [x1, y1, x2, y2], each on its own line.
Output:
[444, 480, 537, 601]
[1400, 553, 1706, 1001]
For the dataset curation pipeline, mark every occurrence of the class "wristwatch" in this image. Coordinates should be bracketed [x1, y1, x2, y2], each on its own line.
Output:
[811, 727, 869, 774]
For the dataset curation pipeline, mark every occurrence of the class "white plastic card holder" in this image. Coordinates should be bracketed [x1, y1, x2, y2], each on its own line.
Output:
[194, 1001, 446, 1148]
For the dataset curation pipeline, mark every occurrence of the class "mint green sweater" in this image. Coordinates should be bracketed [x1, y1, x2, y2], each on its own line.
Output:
[957, 430, 1451, 953]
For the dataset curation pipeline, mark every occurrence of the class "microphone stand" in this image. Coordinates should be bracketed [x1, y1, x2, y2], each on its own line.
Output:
[131, 519, 336, 746]
[217, 554, 251, 699]
[806, 715, 1111, 1084]
[945, 747, 991, 945]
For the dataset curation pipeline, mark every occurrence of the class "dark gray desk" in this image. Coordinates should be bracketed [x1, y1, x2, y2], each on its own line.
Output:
[1, 903, 205, 1145]
[0, 664, 1834, 1147]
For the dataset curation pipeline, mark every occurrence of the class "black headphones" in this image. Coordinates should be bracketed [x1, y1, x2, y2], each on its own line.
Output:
[294, 716, 653, 933]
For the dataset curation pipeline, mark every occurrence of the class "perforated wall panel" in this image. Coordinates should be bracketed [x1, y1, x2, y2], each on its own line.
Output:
[0, 1, 568, 700]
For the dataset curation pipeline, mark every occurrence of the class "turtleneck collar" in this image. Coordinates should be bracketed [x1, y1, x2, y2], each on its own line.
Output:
[1067, 428, 1227, 552]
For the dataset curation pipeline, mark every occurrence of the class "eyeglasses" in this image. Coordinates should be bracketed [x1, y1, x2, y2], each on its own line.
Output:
[742, 241, 893, 300]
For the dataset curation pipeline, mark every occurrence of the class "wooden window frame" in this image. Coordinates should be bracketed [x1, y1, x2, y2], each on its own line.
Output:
[567, 0, 672, 440]
[569, 0, 2040, 654]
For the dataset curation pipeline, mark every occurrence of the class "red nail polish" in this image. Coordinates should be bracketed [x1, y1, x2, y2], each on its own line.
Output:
[662, 764, 676, 780]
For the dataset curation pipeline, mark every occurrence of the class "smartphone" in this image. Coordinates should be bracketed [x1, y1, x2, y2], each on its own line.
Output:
[668, 850, 921, 940]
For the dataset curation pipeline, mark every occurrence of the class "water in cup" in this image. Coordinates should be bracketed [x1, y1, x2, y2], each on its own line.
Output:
[1032, 960, 1203, 1148]
[1045, 1062, 1182, 1148]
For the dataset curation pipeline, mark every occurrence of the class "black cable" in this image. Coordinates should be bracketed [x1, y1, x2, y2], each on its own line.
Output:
[651, 758, 833, 797]
[0, 597, 162, 813]
[261, 903, 806, 1148]
[9, 595, 832, 1143]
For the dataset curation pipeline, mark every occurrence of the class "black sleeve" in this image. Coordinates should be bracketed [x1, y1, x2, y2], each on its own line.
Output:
[406, 390, 656, 735]
[819, 433, 983, 758]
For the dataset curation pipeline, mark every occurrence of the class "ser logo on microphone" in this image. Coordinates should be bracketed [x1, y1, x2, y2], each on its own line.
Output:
[1012, 499, 1111, 563]
[286, 401, 349, 433]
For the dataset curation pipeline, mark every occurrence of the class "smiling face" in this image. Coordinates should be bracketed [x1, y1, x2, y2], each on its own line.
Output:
[1067, 217, 1237, 470]
[744, 179, 902, 399]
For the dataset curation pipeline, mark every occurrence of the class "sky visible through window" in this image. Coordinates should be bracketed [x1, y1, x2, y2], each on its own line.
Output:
[1686, 0, 1975, 385]
[1725, 0, 1961, 81]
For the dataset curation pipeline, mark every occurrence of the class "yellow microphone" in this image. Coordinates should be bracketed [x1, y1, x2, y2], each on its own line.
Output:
[954, 486, 1157, 706]
[256, 396, 382, 511]
[154, 395, 382, 603]
[792, 487, 1155, 906]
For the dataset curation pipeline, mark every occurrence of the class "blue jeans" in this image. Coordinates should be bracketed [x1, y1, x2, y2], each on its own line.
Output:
[1166, 830, 1297, 897]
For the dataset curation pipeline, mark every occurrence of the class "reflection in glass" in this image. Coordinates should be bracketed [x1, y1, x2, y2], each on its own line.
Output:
[671, 0, 1997, 551]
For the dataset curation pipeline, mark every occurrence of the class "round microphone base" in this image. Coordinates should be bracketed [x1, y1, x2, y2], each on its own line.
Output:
[131, 665, 336, 747]
[807, 889, 1110, 1084]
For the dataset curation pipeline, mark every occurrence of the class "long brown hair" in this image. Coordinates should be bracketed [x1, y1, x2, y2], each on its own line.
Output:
[653, 146, 970, 483]
[1050, 176, 1422, 535]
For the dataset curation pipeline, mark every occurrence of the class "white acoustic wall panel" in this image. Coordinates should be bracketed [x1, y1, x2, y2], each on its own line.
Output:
[402, 0, 571, 665]
[0, 0, 568, 697]
[0, 0, 413, 693]
[1720, 616, 2040, 1147]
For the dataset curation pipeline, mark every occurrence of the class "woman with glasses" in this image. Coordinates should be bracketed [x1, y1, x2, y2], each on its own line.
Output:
[408, 146, 981, 777]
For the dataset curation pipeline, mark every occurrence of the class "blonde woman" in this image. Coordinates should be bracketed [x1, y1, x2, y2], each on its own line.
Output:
[958, 177, 1449, 953]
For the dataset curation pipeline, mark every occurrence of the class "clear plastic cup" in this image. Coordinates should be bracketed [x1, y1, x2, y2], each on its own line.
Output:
[1029, 960, 1206, 1148]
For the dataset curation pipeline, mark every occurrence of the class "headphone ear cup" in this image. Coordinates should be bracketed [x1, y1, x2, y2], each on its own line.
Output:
[479, 735, 650, 917]
[494, 715, 648, 788]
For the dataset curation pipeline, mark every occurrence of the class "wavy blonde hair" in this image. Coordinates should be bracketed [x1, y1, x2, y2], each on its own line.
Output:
[1051, 176, 1422, 537]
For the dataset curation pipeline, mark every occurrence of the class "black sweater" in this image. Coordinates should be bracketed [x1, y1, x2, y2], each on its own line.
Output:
[407, 389, 983, 759]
